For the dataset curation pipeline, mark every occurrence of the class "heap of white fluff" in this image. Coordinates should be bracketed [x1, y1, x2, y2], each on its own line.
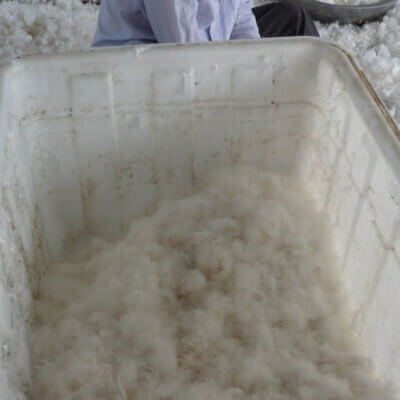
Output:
[0, 0, 97, 65]
[30, 166, 395, 400]
[319, 4, 400, 122]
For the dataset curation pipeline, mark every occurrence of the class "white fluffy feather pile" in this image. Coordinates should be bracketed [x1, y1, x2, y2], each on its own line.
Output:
[0, 0, 97, 65]
[30, 166, 395, 400]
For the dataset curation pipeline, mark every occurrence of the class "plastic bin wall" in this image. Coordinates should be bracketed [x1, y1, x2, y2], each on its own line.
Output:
[0, 38, 400, 398]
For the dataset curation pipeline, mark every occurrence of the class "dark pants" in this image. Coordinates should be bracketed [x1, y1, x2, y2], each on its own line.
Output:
[252, 2, 319, 38]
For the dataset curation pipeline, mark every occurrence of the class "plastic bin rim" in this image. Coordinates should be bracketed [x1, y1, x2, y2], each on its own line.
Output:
[1, 37, 399, 143]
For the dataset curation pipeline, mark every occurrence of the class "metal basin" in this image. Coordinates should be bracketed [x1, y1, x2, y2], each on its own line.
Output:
[282, 0, 398, 24]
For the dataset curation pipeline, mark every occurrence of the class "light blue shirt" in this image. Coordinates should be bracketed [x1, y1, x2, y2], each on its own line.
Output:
[92, 0, 260, 47]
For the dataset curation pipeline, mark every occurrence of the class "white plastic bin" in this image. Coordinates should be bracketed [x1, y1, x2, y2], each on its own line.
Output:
[1, 38, 400, 399]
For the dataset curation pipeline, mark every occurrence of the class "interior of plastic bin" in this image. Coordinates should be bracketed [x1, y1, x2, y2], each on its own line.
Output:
[1, 38, 400, 398]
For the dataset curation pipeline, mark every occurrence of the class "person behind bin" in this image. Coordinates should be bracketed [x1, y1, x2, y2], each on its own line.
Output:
[92, 0, 319, 47]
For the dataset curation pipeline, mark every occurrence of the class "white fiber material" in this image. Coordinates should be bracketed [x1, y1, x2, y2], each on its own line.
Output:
[319, 6, 400, 122]
[0, 0, 97, 65]
[30, 166, 395, 400]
